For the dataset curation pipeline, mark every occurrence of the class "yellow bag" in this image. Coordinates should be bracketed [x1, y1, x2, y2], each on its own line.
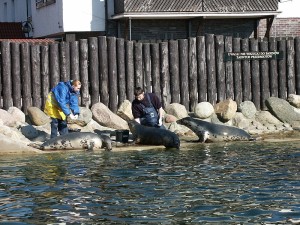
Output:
[44, 92, 67, 120]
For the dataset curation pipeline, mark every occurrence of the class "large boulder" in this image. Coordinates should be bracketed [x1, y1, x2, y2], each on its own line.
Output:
[194, 102, 214, 119]
[91, 102, 129, 130]
[27, 107, 50, 126]
[239, 101, 257, 119]
[8, 107, 26, 124]
[265, 97, 300, 124]
[214, 98, 237, 121]
[165, 103, 189, 119]
[117, 100, 134, 121]
[288, 94, 300, 108]
[0, 109, 19, 127]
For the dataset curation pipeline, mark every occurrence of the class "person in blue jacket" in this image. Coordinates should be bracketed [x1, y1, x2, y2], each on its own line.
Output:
[44, 80, 81, 138]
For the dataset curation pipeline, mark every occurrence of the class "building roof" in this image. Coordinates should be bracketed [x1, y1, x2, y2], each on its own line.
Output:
[0, 22, 25, 39]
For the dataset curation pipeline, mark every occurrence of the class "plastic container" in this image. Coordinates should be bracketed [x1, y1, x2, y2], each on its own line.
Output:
[115, 129, 129, 143]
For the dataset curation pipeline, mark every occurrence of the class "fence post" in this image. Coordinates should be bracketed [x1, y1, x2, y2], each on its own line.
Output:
[197, 36, 207, 102]
[225, 36, 233, 100]
[126, 40, 134, 102]
[150, 43, 161, 100]
[295, 37, 300, 95]
[134, 42, 143, 88]
[178, 39, 189, 110]
[1, 41, 13, 110]
[70, 41, 80, 80]
[41, 45, 49, 109]
[287, 39, 296, 95]
[260, 40, 270, 110]
[278, 40, 287, 99]
[241, 38, 251, 102]
[160, 41, 171, 108]
[269, 37, 278, 97]
[233, 38, 242, 106]
[107, 37, 118, 113]
[11, 42, 22, 109]
[31, 45, 42, 109]
[79, 39, 89, 107]
[20, 43, 31, 114]
[250, 38, 260, 109]
[206, 34, 217, 106]
[49, 43, 60, 89]
[89, 37, 100, 106]
[169, 40, 180, 103]
[117, 38, 126, 106]
[99, 36, 109, 106]
[143, 43, 151, 94]
[215, 35, 225, 102]
[59, 41, 70, 81]
[189, 37, 198, 111]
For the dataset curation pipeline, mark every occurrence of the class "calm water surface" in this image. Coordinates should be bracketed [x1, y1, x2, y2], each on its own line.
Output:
[0, 141, 300, 224]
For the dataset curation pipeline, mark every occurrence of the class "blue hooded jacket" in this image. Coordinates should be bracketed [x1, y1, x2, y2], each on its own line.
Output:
[51, 80, 80, 116]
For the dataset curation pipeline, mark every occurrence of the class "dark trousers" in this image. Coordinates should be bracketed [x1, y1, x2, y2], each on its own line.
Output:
[50, 118, 68, 138]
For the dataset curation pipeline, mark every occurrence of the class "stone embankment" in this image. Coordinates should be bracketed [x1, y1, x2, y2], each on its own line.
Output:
[1, 95, 300, 154]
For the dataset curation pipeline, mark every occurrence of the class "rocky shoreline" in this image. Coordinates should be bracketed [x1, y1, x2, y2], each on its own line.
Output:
[1, 95, 300, 154]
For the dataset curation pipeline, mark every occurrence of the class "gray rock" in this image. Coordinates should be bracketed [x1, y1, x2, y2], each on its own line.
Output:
[194, 102, 214, 119]
[117, 100, 134, 121]
[27, 107, 50, 126]
[239, 101, 257, 119]
[215, 99, 237, 121]
[265, 97, 300, 124]
[288, 94, 300, 108]
[0, 109, 19, 127]
[165, 103, 189, 119]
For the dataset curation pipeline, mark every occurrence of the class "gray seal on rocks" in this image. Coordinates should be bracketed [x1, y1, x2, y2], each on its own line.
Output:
[40, 132, 112, 151]
[177, 116, 254, 142]
[128, 120, 180, 149]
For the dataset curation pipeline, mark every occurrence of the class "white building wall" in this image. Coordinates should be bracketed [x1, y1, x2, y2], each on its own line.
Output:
[31, 0, 105, 38]
[278, 0, 299, 18]
[0, 0, 28, 22]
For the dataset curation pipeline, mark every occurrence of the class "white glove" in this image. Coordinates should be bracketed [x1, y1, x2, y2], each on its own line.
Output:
[158, 117, 163, 126]
[74, 114, 78, 120]
[69, 113, 76, 120]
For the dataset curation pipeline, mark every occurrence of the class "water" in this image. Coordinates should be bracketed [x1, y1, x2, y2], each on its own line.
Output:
[1, 141, 300, 224]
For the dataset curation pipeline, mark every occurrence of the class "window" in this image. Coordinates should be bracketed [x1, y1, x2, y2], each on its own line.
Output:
[36, 0, 56, 9]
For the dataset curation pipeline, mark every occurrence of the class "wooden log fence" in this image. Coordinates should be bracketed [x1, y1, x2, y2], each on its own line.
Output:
[1, 35, 300, 114]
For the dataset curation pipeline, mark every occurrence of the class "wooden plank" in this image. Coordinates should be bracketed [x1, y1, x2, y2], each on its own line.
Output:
[41, 45, 50, 109]
[169, 40, 180, 103]
[107, 37, 118, 112]
[189, 37, 198, 111]
[99, 36, 109, 106]
[150, 43, 161, 99]
[79, 39, 89, 107]
[143, 43, 151, 93]
[215, 35, 225, 102]
[224, 36, 234, 100]
[117, 38, 126, 106]
[206, 34, 217, 106]
[11, 42, 22, 109]
[31, 45, 42, 109]
[287, 39, 296, 95]
[241, 38, 251, 102]
[178, 39, 189, 110]
[250, 38, 260, 109]
[197, 36, 207, 102]
[70, 41, 80, 80]
[233, 38, 242, 105]
[1, 41, 13, 110]
[49, 43, 60, 89]
[269, 37, 278, 97]
[160, 42, 171, 108]
[259, 40, 270, 110]
[88, 37, 100, 106]
[134, 42, 143, 88]
[278, 40, 287, 99]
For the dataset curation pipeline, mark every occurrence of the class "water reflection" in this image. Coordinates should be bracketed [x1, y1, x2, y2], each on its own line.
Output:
[0, 141, 300, 224]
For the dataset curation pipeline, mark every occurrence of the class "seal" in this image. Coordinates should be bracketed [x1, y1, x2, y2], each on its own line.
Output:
[40, 132, 112, 151]
[128, 120, 180, 149]
[177, 116, 254, 142]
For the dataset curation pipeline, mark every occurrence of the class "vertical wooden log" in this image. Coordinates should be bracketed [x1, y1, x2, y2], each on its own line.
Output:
[233, 38, 242, 105]
[99, 36, 109, 106]
[215, 35, 225, 102]
[11, 42, 22, 109]
[1, 41, 13, 110]
[178, 39, 189, 110]
[269, 37, 278, 97]
[134, 42, 143, 88]
[70, 41, 80, 80]
[107, 37, 118, 112]
[88, 37, 100, 106]
[278, 40, 287, 99]
[241, 38, 251, 102]
[224, 36, 234, 100]
[160, 42, 171, 108]
[260, 40, 270, 110]
[59, 41, 69, 81]
[287, 39, 296, 95]
[0, 46, 2, 108]
[31, 45, 42, 109]
[150, 43, 161, 99]
[41, 45, 49, 109]
[250, 38, 260, 109]
[169, 40, 180, 103]
[126, 41, 135, 102]
[206, 34, 217, 106]
[143, 43, 151, 93]
[117, 38, 126, 106]
[189, 37, 198, 111]
[79, 39, 89, 107]
[49, 43, 60, 89]
[20, 43, 32, 114]
[295, 37, 300, 94]
[197, 36, 207, 102]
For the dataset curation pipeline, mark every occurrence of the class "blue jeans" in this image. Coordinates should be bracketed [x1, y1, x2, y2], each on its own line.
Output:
[50, 118, 68, 138]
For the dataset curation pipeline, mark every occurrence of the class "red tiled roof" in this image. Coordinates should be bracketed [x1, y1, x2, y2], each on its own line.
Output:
[0, 38, 56, 45]
[0, 22, 25, 38]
